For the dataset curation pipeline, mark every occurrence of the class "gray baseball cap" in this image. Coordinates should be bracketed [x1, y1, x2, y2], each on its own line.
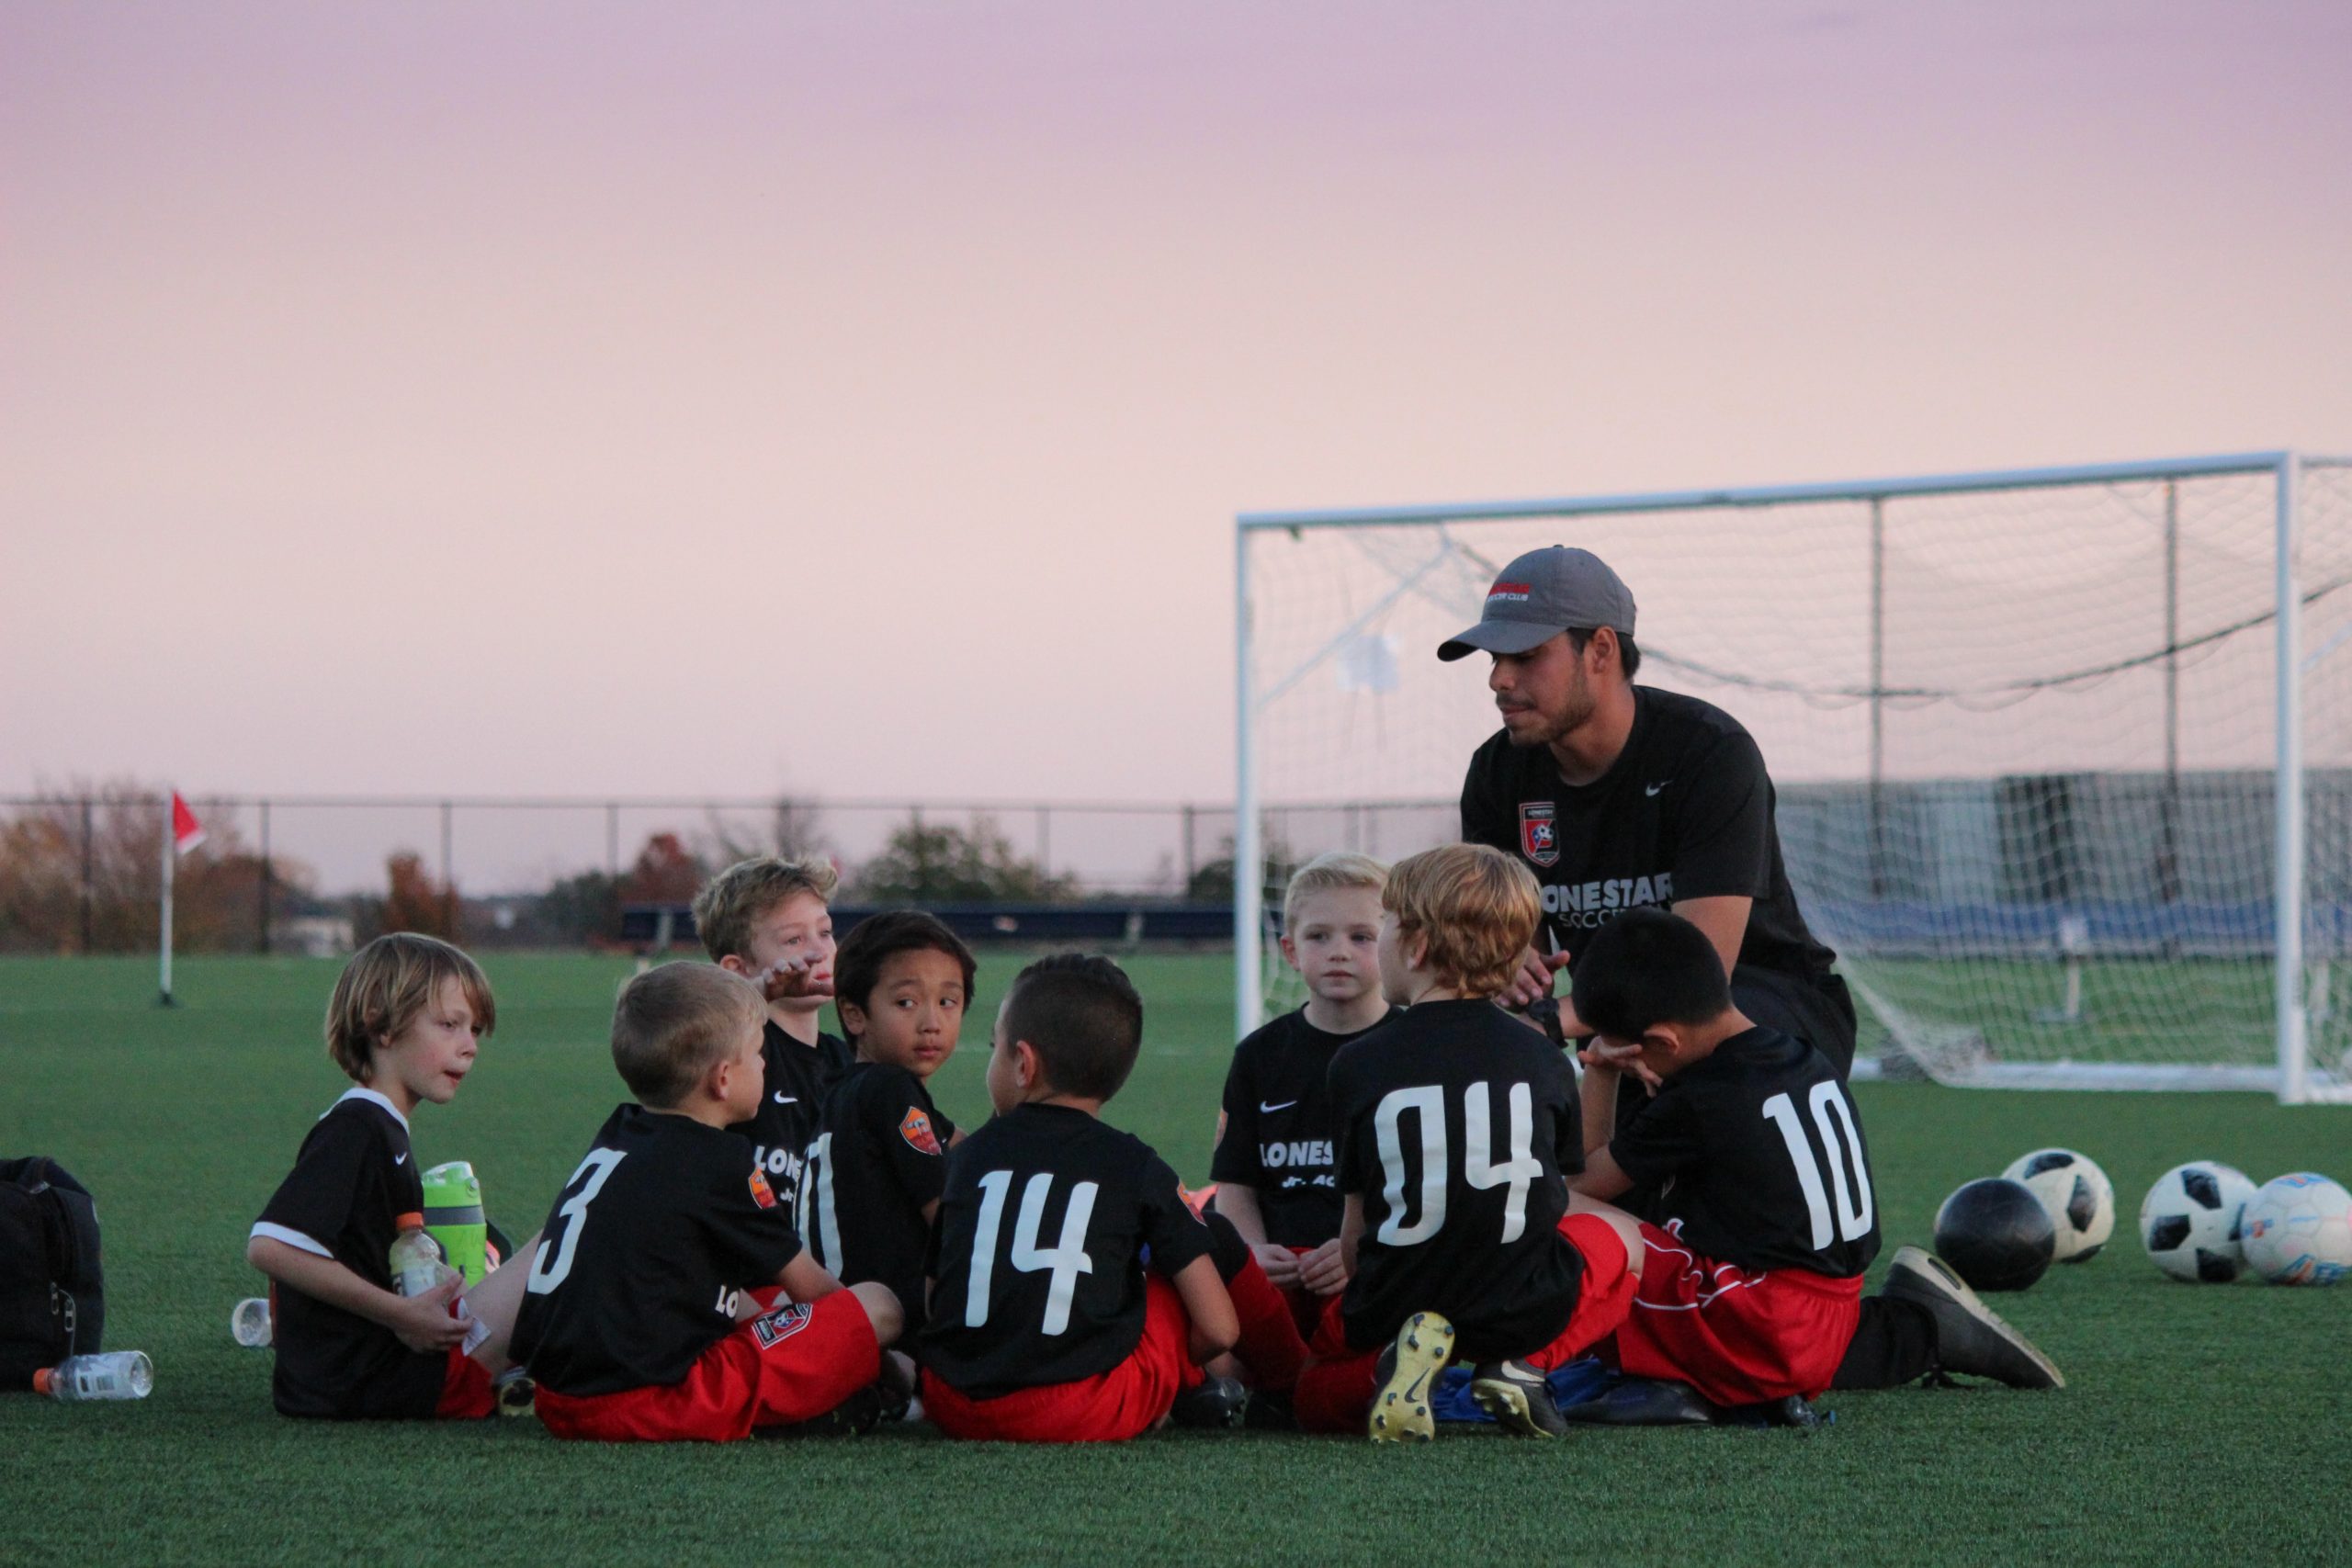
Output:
[1436, 546, 1637, 660]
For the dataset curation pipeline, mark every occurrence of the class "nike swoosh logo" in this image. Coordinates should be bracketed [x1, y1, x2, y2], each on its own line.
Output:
[394, 1153, 408, 1166]
[1645, 780, 1671, 796]
[773, 1092, 797, 1105]
[1260, 1100, 1298, 1113]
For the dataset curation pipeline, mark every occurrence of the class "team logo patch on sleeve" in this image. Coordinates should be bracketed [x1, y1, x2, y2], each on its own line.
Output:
[750, 1301, 813, 1348]
[1519, 801, 1560, 867]
[899, 1108, 944, 1156]
[748, 1168, 778, 1209]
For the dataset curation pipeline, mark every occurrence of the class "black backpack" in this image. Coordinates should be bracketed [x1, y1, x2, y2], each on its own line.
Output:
[0, 1157, 105, 1388]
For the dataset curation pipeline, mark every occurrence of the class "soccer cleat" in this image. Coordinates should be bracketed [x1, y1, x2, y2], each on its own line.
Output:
[1880, 1245, 2064, 1390]
[1561, 1377, 1723, 1427]
[491, 1366, 536, 1418]
[1368, 1312, 1454, 1444]
[1470, 1358, 1569, 1438]
[1170, 1375, 1250, 1430]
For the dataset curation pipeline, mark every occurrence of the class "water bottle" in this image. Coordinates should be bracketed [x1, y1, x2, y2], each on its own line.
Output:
[422, 1161, 489, 1288]
[37, 1351, 153, 1401]
[230, 1296, 273, 1348]
[390, 1213, 447, 1297]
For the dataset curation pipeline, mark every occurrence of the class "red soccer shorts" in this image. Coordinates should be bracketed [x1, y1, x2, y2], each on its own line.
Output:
[435, 1348, 493, 1418]
[534, 1292, 881, 1442]
[1293, 1211, 1634, 1434]
[1611, 1220, 1863, 1406]
[921, 1273, 1205, 1443]
[1272, 1245, 1333, 1338]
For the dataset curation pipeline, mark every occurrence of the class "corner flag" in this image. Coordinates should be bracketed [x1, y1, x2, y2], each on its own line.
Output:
[160, 791, 206, 1005]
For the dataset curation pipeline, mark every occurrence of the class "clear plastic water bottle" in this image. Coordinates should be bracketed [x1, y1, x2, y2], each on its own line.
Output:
[390, 1212, 447, 1297]
[231, 1296, 273, 1348]
[37, 1350, 153, 1401]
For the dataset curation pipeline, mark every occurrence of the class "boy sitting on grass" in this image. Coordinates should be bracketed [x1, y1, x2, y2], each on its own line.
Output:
[1567, 908, 2061, 1421]
[798, 910, 976, 1338]
[1294, 844, 1645, 1442]
[1212, 852, 1391, 1334]
[692, 855, 853, 1211]
[920, 954, 1306, 1441]
[247, 933, 536, 1419]
[512, 964, 902, 1441]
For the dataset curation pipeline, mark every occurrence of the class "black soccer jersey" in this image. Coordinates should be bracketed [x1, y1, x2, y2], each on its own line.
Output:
[799, 1061, 958, 1335]
[1209, 1006, 1388, 1247]
[1609, 1026, 1881, 1278]
[729, 1021, 854, 1209]
[1460, 685, 1838, 990]
[512, 1103, 806, 1398]
[1330, 1000, 1587, 1360]
[921, 1103, 1215, 1400]
[251, 1088, 450, 1418]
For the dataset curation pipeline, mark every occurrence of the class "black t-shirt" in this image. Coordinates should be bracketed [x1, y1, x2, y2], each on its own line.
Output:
[251, 1088, 450, 1418]
[1331, 1000, 1587, 1361]
[1460, 686, 1837, 988]
[512, 1103, 806, 1398]
[921, 1103, 1215, 1400]
[1609, 1026, 1881, 1278]
[729, 1021, 855, 1209]
[800, 1060, 958, 1335]
[1209, 1006, 1390, 1247]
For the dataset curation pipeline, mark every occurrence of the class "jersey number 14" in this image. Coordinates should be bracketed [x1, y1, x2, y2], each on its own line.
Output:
[963, 1170, 1099, 1337]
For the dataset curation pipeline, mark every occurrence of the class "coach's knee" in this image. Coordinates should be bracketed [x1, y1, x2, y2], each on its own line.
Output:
[847, 1280, 903, 1347]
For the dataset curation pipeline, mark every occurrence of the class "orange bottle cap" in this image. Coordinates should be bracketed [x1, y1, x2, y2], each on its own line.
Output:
[32, 1368, 52, 1395]
[395, 1212, 425, 1230]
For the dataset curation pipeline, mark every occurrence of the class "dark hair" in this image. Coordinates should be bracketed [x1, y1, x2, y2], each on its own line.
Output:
[1569, 908, 1729, 1038]
[832, 910, 978, 1032]
[1001, 953, 1144, 1102]
[1566, 626, 1641, 679]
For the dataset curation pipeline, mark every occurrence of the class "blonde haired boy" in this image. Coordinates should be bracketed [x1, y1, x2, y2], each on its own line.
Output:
[1293, 843, 1645, 1442]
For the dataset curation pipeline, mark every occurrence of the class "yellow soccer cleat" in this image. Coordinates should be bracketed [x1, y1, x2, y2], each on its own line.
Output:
[1368, 1311, 1455, 1445]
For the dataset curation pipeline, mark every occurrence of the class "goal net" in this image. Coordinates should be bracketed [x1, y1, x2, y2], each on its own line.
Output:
[1235, 454, 2352, 1102]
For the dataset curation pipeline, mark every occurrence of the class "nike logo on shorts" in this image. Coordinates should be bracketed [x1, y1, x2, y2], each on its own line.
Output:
[1260, 1100, 1298, 1113]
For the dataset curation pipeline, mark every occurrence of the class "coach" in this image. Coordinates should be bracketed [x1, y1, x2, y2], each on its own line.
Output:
[1442, 545, 1857, 1076]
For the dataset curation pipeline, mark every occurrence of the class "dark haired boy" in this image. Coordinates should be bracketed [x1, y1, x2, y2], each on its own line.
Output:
[1569, 908, 2061, 1417]
[1296, 844, 1645, 1442]
[919, 955, 1305, 1441]
[798, 911, 975, 1337]
[513, 963, 902, 1441]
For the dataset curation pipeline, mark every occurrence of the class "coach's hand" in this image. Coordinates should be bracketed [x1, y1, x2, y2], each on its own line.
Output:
[384, 1278, 470, 1355]
[759, 954, 832, 1002]
[1297, 1237, 1350, 1298]
[1500, 947, 1571, 1011]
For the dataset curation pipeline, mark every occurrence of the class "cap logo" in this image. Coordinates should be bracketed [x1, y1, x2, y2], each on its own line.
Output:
[1487, 581, 1532, 605]
[1520, 802, 1560, 866]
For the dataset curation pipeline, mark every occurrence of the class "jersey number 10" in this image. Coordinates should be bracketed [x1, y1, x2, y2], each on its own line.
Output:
[1761, 1083, 1875, 1247]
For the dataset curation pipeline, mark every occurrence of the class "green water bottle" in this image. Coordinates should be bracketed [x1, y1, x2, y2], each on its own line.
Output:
[422, 1161, 490, 1288]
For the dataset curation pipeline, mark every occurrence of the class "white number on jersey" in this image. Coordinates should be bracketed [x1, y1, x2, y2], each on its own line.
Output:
[1372, 1080, 1540, 1246]
[795, 1133, 842, 1276]
[1760, 1082, 1876, 1247]
[963, 1169, 1100, 1336]
[526, 1148, 626, 1294]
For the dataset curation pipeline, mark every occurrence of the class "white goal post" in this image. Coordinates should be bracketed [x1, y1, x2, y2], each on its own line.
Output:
[1234, 452, 2352, 1105]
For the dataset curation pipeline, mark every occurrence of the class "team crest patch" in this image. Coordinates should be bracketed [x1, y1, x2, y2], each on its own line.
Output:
[1519, 801, 1560, 867]
[748, 1168, 778, 1210]
[899, 1108, 943, 1156]
[1487, 581, 1532, 604]
[750, 1302, 813, 1348]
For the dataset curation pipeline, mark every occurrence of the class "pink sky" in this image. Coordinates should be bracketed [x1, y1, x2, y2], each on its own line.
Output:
[7, 0, 2351, 811]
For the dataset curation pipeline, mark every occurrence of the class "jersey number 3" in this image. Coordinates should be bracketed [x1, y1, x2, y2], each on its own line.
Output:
[526, 1149, 627, 1294]
[964, 1170, 1099, 1336]
[1761, 1084, 1874, 1247]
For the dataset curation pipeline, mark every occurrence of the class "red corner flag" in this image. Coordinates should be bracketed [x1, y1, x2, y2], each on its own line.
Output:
[170, 792, 206, 855]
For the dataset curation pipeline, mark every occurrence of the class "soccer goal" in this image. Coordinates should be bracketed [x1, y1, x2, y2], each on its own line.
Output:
[1234, 452, 2352, 1104]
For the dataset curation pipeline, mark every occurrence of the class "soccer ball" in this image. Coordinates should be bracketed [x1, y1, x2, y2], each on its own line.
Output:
[2138, 1161, 2256, 1282]
[2001, 1148, 2115, 1263]
[2240, 1173, 2352, 1286]
[1933, 1178, 2056, 1292]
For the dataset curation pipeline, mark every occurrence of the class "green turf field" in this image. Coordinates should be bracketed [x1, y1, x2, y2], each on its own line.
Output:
[2, 952, 2346, 1566]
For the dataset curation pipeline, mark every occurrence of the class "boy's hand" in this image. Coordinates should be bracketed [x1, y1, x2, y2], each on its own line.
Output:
[1297, 1237, 1349, 1297]
[759, 955, 832, 1002]
[1500, 947, 1572, 1010]
[1578, 1039, 1663, 1094]
[384, 1278, 469, 1355]
[1250, 1242, 1303, 1290]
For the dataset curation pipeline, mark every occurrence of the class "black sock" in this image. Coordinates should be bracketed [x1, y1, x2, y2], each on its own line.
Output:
[1830, 1296, 1939, 1389]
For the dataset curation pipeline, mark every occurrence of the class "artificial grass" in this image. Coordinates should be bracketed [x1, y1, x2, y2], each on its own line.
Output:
[1, 953, 2346, 1566]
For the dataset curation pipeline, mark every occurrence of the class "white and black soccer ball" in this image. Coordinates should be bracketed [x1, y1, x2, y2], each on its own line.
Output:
[2240, 1172, 2352, 1286]
[2138, 1161, 2257, 1282]
[2002, 1148, 2115, 1263]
